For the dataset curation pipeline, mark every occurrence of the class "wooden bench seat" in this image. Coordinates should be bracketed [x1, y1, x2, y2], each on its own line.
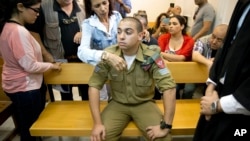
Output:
[30, 62, 208, 137]
[30, 100, 200, 136]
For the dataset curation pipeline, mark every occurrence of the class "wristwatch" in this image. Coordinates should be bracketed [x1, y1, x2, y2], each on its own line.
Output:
[101, 51, 108, 61]
[160, 120, 172, 130]
[211, 100, 219, 114]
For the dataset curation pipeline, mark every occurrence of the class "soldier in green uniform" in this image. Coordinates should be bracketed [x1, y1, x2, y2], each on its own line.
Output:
[88, 17, 176, 141]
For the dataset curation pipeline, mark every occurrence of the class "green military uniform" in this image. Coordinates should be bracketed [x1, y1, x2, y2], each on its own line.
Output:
[89, 43, 176, 141]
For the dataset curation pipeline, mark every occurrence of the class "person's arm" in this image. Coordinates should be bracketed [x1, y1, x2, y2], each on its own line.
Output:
[161, 36, 194, 62]
[219, 95, 250, 115]
[161, 52, 186, 61]
[145, 88, 176, 140]
[192, 51, 213, 69]
[13, 29, 60, 73]
[77, 20, 126, 71]
[88, 86, 106, 141]
[201, 79, 250, 118]
[152, 27, 162, 39]
[145, 59, 176, 140]
[88, 62, 110, 140]
[30, 31, 55, 63]
[193, 21, 212, 41]
[162, 88, 176, 130]
[117, 0, 131, 14]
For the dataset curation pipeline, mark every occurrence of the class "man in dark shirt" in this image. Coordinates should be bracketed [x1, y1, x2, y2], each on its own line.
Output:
[26, 0, 88, 100]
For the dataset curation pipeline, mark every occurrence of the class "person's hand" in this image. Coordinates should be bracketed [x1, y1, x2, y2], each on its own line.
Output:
[200, 91, 219, 117]
[73, 32, 82, 44]
[106, 52, 127, 71]
[209, 57, 215, 62]
[143, 29, 150, 42]
[90, 124, 106, 141]
[51, 62, 62, 71]
[159, 22, 168, 33]
[166, 7, 174, 15]
[116, 0, 123, 4]
[146, 125, 169, 141]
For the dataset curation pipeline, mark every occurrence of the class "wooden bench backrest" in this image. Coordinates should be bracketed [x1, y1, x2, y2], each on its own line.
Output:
[44, 62, 208, 84]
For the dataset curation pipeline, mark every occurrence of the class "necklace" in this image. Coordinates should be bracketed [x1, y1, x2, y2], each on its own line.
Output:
[7, 20, 22, 26]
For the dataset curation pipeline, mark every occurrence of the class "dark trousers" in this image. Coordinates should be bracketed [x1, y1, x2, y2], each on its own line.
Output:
[59, 57, 89, 100]
[60, 84, 89, 100]
[6, 88, 44, 141]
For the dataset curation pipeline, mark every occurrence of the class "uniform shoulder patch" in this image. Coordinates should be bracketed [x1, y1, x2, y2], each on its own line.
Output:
[148, 45, 161, 53]
[155, 57, 165, 69]
[158, 68, 169, 75]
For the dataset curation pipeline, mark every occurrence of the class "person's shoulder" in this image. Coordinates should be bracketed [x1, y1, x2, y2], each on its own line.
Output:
[82, 15, 97, 26]
[112, 11, 123, 20]
[41, 0, 53, 7]
[198, 34, 211, 43]
[159, 33, 171, 39]
[158, 33, 171, 43]
[203, 3, 215, 11]
[141, 44, 166, 69]
[142, 44, 161, 55]
[104, 45, 119, 53]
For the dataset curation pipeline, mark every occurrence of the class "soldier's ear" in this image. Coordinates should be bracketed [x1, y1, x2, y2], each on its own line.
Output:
[138, 31, 143, 41]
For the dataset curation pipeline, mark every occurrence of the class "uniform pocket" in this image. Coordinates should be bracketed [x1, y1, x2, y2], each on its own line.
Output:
[135, 70, 154, 96]
[108, 70, 124, 93]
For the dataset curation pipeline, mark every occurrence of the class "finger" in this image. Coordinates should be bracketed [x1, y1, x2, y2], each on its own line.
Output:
[115, 64, 122, 72]
[122, 63, 126, 68]
[102, 129, 106, 140]
[90, 136, 94, 141]
[151, 136, 156, 141]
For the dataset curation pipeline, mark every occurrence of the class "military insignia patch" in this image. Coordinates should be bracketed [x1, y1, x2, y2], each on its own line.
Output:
[158, 68, 169, 75]
[155, 57, 165, 69]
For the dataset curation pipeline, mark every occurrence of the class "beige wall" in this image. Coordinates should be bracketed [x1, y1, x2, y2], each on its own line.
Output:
[79, 0, 237, 28]
[128, 0, 237, 27]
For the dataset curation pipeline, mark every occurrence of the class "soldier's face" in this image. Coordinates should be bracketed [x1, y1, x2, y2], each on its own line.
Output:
[117, 20, 143, 53]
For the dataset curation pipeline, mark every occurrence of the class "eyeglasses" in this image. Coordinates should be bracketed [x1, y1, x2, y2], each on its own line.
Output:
[27, 7, 40, 13]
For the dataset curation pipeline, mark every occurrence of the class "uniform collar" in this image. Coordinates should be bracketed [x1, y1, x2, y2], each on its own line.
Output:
[112, 43, 147, 63]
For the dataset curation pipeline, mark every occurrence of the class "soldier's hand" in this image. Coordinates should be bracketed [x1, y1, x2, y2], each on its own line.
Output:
[106, 52, 127, 71]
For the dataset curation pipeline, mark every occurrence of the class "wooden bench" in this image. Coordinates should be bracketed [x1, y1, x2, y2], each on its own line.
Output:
[0, 59, 18, 141]
[30, 62, 208, 137]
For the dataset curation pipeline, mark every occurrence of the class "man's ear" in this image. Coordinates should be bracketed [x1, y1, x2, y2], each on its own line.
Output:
[138, 31, 144, 41]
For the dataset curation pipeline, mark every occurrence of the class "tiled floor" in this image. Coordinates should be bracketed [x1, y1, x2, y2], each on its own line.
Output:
[0, 87, 194, 141]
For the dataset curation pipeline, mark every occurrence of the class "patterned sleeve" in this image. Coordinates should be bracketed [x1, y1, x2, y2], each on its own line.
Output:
[193, 39, 204, 54]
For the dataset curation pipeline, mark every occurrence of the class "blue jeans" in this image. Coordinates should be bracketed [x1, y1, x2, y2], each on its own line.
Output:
[6, 89, 44, 141]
